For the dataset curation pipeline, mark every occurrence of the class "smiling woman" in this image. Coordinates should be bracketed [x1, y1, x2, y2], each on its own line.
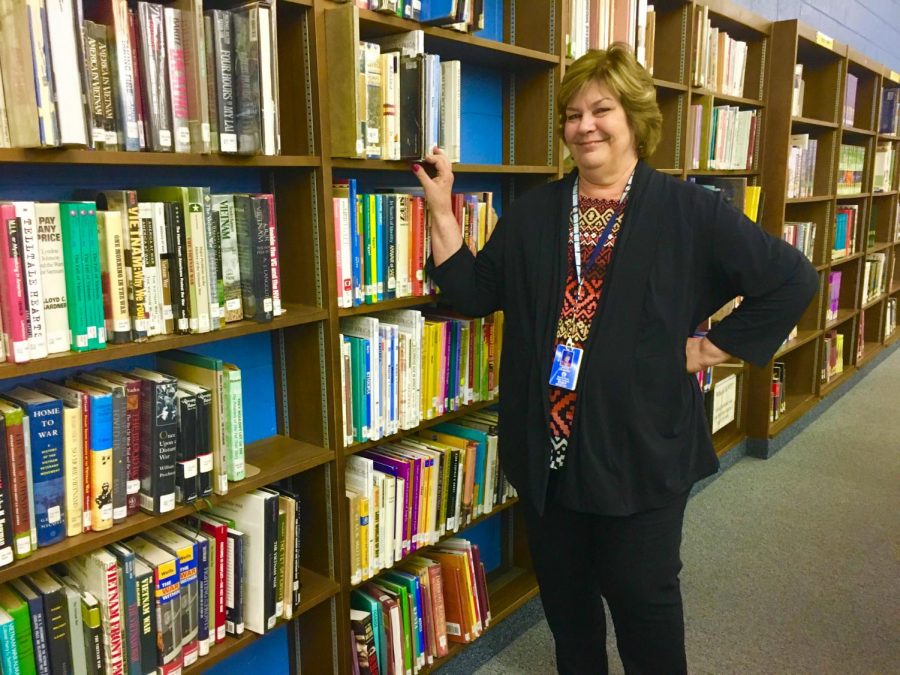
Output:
[412, 42, 819, 675]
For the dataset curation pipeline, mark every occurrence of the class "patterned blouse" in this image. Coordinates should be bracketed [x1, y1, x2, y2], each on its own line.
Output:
[549, 195, 626, 470]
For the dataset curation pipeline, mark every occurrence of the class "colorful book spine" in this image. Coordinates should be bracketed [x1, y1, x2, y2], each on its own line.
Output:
[212, 195, 243, 322]
[222, 363, 245, 482]
[34, 203, 71, 354]
[14, 202, 48, 360]
[78, 205, 107, 350]
[57, 203, 90, 352]
[84, 387, 114, 532]
[0, 205, 31, 362]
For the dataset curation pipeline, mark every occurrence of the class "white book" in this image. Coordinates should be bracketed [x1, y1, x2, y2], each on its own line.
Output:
[138, 202, 163, 336]
[341, 316, 382, 441]
[258, 5, 277, 156]
[336, 192, 353, 308]
[12, 202, 48, 359]
[376, 309, 422, 428]
[212, 194, 243, 323]
[0, 44, 10, 148]
[211, 491, 272, 635]
[379, 471, 397, 565]
[55, 575, 88, 674]
[381, 52, 400, 160]
[46, 0, 89, 146]
[34, 203, 70, 353]
[25, 0, 59, 146]
[346, 454, 375, 577]
[394, 475, 405, 561]
[151, 201, 174, 331]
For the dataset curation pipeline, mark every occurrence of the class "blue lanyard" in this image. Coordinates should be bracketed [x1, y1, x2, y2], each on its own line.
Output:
[571, 172, 633, 292]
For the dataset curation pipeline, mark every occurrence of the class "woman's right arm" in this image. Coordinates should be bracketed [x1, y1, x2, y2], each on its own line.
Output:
[414, 147, 506, 317]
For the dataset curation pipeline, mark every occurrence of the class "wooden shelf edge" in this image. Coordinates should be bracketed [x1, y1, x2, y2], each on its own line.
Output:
[841, 126, 876, 137]
[871, 190, 898, 197]
[688, 169, 760, 176]
[768, 394, 818, 437]
[855, 342, 884, 368]
[0, 148, 320, 168]
[862, 293, 888, 310]
[819, 365, 857, 397]
[330, 158, 557, 174]
[184, 568, 340, 674]
[691, 88, 765, 107]
[791, 116, 839, 129]
[867, 241, 894, 253]
[885, 329, 899, 346]
[0, 437, 333, 583]
[824, 309, 858, 330]
[786, 195, 834, 204]
[0, 304, 327, 380]
[344, 398, 499, 455]
[338, 294, 441, 316]
[653, 78, 688, 92]
[350, 497, 520, 590]
[775, 329, 822, 358]
[830, 252, 864, 265]
[836, 192, 870, 199]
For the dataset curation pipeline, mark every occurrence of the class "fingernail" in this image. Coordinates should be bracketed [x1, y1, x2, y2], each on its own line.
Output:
[412, 164, 421, 173]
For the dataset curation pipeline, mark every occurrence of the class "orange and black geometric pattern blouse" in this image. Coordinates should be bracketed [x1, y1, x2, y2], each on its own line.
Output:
[549, 195, 626, 470]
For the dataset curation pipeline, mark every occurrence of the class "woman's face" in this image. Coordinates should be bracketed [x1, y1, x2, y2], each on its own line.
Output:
[563, 79, 637, 174]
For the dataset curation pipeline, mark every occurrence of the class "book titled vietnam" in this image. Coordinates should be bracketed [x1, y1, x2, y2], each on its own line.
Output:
[133, 557, 158, 675]
[1, 389, 65, 547]
[0, 584, 37, 674]
[233, 195, 273, 322]
[106, 542, 143, 675]
[129, 369, 178, 514]
[211, 194, 243, 323]
[0, 607, 20, 675]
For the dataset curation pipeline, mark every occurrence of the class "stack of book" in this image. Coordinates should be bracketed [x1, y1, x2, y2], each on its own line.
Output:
[862, 252, 888, 303]
[821, 330, 844, 383]
[0, 191, 282, 364]
[0, 486, 300, 674]
[783, 221, 817, 262]
[350, 535, 491, 675]
[873, 142, 896, 192]
[837, 144, 866, 195]
[880, 88, 899, 134]
[826, 271, 842, 323]
[345, 411, 514, 587]
[339, 310, 502, 445]
[0, 350, 245, 568]
[786, 134, 818, 198]
[689, 105, 759, 171]
[0, 0, 280, 155]
[566, 0, 656, 73]
[832, 205, 858, 260]
[691, 6, 749, 96]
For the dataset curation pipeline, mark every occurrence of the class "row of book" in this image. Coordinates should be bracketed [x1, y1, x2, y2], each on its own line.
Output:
[0, 0, 281, 155]
[821, 329, 845, 383]
[566, 0, 655, 73]
[862, 252, 889, 304]
[0, 190, 281, 364]
[327, 6, 463, 162]
[691, 6, 750, 97]
[351, 535, 490, 675]
[786, 134, 818, 199]
[0, 349, 245, 568]
[826, 271, 843, 323]
[0, 487, 301, 675]
[770, 361, 786, 423]
[688, 104, 759, 171]
[886, 298, 897, 340]
[880, 88, 899, 135]
[791, 64, 806, 118]
[691, 176, 762, 222]
[783, 221, 817, 262]
[351, 0, 487, 31]
[340, 310, 502, 446]
[333, 182, 496, 308]
[844, 73, 859, 127]
[833, 205, 858, 260]
[346, 410, 513, 585]
[873, 142, 896, 193]
[837, 144, 866, 195]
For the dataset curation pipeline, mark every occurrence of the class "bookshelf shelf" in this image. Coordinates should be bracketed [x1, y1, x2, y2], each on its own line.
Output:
[819, 365, 856, 396]
[786, 195, 834, 203]
[337, 294, 441, 317]
[653, 78, 689, 92]
[791, 116, 840, 129]
[344, 398, 499, 456]
[886, 329, 900, 346]
[830, 251, 865, 265]
[0, 437, 333, 584]
[836, 192, 870, 199]
[330, 158, 559, 174]
[183, 567, 340, 675]
[687, 169, 760, 176]
[871, 190, 899, 197]
[856, 342, 885, 368]
[890, 280, 900, 295]
[419, 567, 540, 675]
[349, 7, 559, 69]
[768, 393, 818, 437]
[0, 303, 327, 380]
[878, 133, 900, 142]
[842, 126, 876, 137]
[351, 497, 520, 590]
[691, 88, 765, 107]
[0, 148, 321, 168]
[867, 241, 893, 254]
[775, 329, 822, 358]
[825, 308, 858, 330]
[862, 292, 888, 310]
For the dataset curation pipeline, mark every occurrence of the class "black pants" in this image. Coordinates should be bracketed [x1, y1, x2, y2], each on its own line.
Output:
[521, 483, 690, 675]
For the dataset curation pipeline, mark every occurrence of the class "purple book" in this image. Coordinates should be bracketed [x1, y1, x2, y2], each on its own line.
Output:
[358, 449, 413, 557]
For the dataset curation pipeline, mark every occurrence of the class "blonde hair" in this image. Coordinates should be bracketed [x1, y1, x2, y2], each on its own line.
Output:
[558, 43, 662, 159]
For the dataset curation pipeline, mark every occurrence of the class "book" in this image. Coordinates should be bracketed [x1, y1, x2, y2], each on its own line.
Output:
[10, 577, 52, 675]
[222, 363, 245, 482]
[106, 542, 143, 675]
[0, 402, 32, 559]
[0, 584, 36, 675]
[233, 195, 274, 322]
[0, 606, 20, 675]
[132, 558, 157, 675]
[94, 370, 144, 517]
[80, 592, 104, 675]
[174, 389, 200, 505]
[165, 521, 212, 656]
[129, 368, 179, 514]
[0, 205, 31, 362]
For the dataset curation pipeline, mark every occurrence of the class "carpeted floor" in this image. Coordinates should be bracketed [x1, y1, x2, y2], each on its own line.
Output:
[436, 345, 900, 674]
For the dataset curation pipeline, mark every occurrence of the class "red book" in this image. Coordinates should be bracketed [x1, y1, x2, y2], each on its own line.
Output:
[0, 205, 31, 363]
[410, 196, 425, 296]
[0, 401, 32, 559]
[187, 513, 227, 644]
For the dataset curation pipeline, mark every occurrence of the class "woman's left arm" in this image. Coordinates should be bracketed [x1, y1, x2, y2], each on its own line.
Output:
[701, 193, 820, 368]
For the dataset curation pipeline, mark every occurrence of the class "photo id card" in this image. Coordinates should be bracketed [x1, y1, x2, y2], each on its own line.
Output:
[549, 344, 583, 391]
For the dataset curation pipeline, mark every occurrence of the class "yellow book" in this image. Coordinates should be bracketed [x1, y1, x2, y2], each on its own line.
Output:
[346, 491, 361, 584]
[358, 495, 369, 579]
[60, 404, 83, 537]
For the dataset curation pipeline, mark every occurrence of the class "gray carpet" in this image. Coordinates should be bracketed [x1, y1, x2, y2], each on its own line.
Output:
[438, 345, 900, 674]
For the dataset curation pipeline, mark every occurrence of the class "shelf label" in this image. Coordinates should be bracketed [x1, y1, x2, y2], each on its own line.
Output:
[890, 70, 900, 84]
[815, 32, 834, 50]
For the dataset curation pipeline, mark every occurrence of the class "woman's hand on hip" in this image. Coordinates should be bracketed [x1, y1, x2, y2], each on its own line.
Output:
[685, 336, 731, 374]
[412, 146, 454, 217]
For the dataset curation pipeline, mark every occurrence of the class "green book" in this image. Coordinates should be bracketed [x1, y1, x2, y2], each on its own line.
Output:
[381, 570, 424, 670]
[0, 607, 20, 675]
[0, 583, 36, 675]
[222, 363, 245, 481]
[77, 204, 106, 350]
[58, 202, 91, 352]
[350, 589, 386, 675]
[372, 578, 412, 675]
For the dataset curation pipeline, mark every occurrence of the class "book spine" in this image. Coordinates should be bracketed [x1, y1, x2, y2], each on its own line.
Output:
[199, 188, 222, 329]
[75, 206, 107, 350]
[185, 194, 212, 334]
[138, 378, 177, 514]
[176, 394, 199, 505]
[81, 598, 103, 675]
[193, 391, 213, 498]
[165, 7, 191, 153]
[203, 14, 219, 151]
[215, 196, 243, 323]
[0, 417, 13, 566]
[57, 202, 89, 352]
[138, 204, 161, 337]
[108, 392, 127, 524]
[165, 202, 191, 333]
[25, 400, 66, 546]
[110, 0, 140, 150]
[57, 403, 83, 538]
[128, 8, 147, 150]
[26, 0, 60, 147]
[125, 197, 148, 341]
[149, 559, 182, 675]
[82, 23, 107, 148]
[232, 8, 261, 155]
[224, 368, 245, 482]
[15, 203, 48, 359]
[137, 1, 173, 152]
[225, 531, 243, 635]
[98, 211, 132, 344]
[0, 619, 19, 674]
[195, 536, 210, 655]
[85, 393, 113, 532]
[259, 194, 282, 316]
[0, 209, 31, 362]
[210, 10, 237, 153]
[20, 585, 51, 675]
[134, 570, 156, 675]
[183, 0, 211, 154]
[34, 203, 71, 354]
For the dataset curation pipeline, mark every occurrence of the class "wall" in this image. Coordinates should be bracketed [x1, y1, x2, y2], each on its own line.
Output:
[737, 0, 900, 70]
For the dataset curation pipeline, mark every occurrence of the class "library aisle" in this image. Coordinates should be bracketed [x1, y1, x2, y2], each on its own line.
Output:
[437, 347, 900, 675]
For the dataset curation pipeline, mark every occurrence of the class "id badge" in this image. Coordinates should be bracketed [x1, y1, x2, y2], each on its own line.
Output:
[549, 344, 583, 391]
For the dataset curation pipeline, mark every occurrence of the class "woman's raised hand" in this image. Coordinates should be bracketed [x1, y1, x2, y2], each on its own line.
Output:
[412, 146, 454, 217]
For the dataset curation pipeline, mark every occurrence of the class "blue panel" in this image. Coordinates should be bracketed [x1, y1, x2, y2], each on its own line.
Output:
[464, 512, 502, 574]
[206, 625, 289, 675]
[460, 66, 503, 165]
[474, 0, 504, 42]
[0, 164, 273, 202]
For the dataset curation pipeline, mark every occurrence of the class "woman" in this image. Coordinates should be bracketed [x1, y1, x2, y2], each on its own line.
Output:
[413, 44, 818, 673]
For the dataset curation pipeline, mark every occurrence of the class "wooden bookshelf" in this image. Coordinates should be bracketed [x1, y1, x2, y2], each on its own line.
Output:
[0, 148, 322, 168]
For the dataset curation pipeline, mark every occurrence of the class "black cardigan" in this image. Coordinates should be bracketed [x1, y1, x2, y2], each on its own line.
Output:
[428, 161, 819, 516]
